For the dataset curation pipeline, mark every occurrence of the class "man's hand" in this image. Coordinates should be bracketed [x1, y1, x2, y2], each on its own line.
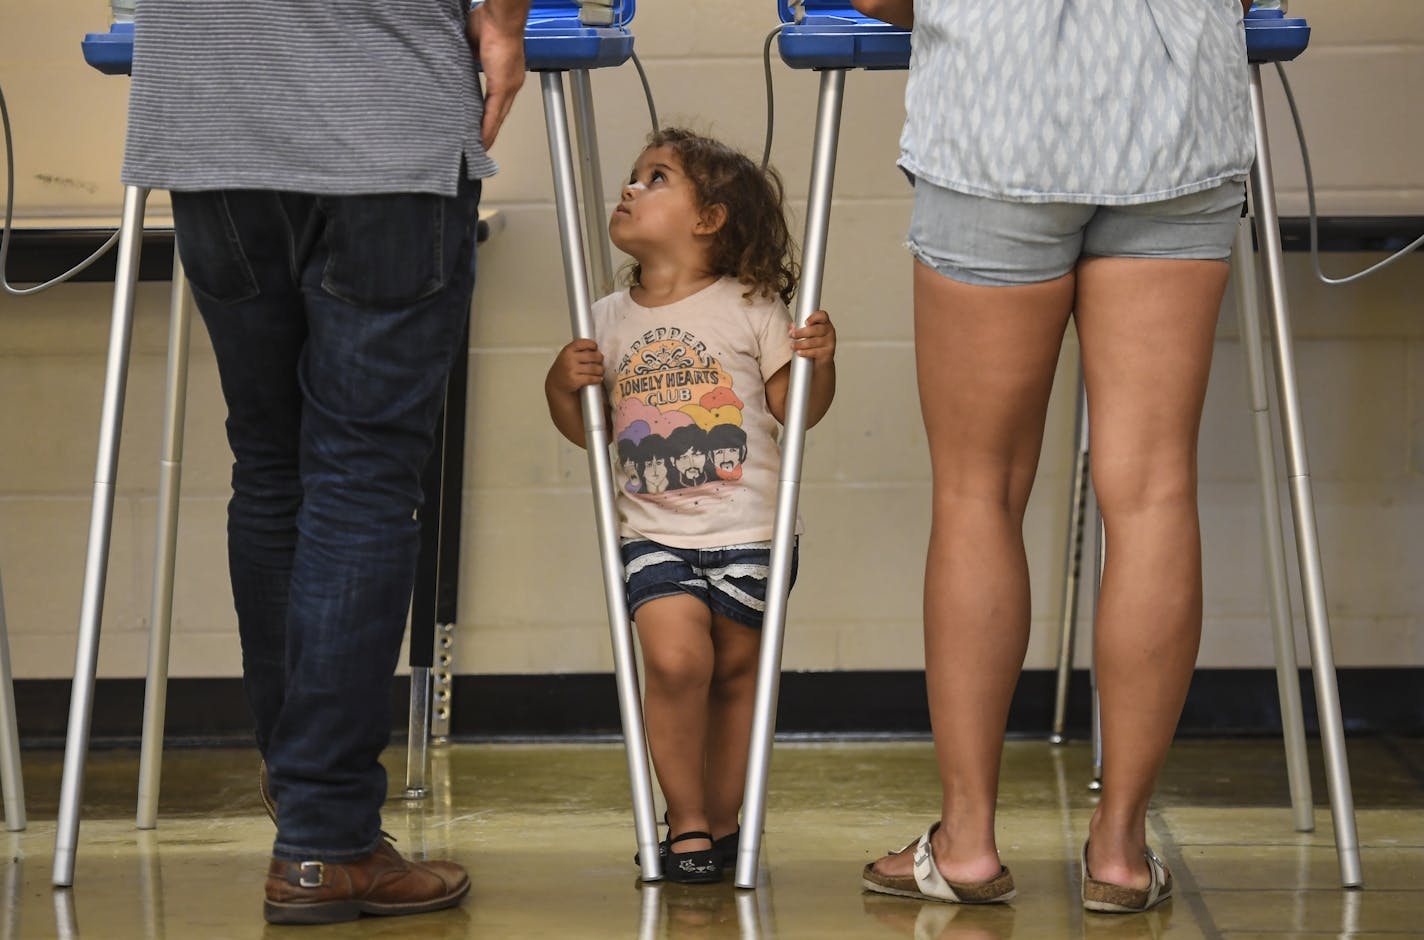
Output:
[468, 1, 529, 150]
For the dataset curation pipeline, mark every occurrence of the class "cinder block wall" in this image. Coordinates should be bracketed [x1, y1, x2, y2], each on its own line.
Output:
[0, 0, 1420, 679]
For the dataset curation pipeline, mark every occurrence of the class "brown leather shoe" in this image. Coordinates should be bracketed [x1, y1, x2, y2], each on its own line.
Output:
[264, 840, 470, 925]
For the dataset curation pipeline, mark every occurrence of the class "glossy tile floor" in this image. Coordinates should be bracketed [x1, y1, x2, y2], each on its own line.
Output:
[3, 737, 1422, 938]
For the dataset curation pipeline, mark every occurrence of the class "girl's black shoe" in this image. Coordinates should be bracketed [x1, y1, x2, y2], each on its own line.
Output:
[713, 829, 740, 867]
[664, 831, 722, 884]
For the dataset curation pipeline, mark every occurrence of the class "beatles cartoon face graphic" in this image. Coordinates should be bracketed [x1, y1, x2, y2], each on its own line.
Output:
[706, 423, 747, 481]
[617, 438, 641, 494]
[667, 424, 709, 489]
[711, 447, 743, 479]
[675, 448, 706, 486]
[640, 452, 670, 494]
[612, 327, 748, 497]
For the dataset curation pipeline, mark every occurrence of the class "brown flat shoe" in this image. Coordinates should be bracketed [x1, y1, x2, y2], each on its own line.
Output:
[1081, 842, 1173, 913]
[264, 839, 469, 925]
[861, 823, 1016, 904]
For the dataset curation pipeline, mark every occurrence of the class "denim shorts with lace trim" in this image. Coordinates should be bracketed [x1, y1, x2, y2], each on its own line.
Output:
[619, 538, 799, 629]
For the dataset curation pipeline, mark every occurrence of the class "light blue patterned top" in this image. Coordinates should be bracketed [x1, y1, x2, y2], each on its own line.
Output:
[900, 0, 1254, 205]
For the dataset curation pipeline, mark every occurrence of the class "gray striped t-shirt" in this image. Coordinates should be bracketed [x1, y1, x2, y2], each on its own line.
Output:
[122, 1, 495, 196]
[901, 0, 1255, 205]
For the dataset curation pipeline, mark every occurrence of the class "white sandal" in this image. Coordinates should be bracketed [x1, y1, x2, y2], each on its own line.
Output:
[1081, 841, 1173, 913]
[862, 823, 1016, 904]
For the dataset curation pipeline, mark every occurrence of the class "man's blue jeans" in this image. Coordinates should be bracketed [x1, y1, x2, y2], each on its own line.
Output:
[171, 176, 481, 862]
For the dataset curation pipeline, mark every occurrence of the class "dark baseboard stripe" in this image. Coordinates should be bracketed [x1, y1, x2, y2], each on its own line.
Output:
[6, 221, 492, 285]
[11, 668, 1422, 746]
[6, 229, 177, 284]
[3, 217, 1419, 286]
[1275, 216, 1424, 254]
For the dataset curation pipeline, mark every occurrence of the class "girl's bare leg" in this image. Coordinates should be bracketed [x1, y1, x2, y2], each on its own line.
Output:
[1074, 256, 1228, 888]
[702, 614, 761, 841]
[636, 593, 716, 852]
[872, 261, 1074, 884]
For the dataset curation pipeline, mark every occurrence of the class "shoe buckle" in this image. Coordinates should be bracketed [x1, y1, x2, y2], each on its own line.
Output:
[297, 860, 325, 888]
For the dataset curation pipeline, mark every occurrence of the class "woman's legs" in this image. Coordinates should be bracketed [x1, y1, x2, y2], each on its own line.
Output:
[702, 614, 762, 840]
[1074, 256, 1228, 889]
[635, 594, 716, 853]
[873, 260, 1074, 884]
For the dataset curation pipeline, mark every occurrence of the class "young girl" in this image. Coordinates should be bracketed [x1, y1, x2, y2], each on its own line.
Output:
[545, 128, 837, 884]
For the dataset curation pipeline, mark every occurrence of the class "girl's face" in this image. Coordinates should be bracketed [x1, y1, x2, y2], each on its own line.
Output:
[609, 146, 707, 259]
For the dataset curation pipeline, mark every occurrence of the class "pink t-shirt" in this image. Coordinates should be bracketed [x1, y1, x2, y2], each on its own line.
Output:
[593, 277, 800, 549]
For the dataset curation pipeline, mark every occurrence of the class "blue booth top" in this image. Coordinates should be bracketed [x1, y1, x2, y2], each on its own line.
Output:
[1244, 7, 1310, 64]
[83, 1, 636, 76]
[82, 2, 1300, 77]
[81, 21, 133, 76]
[526, 0, 635, 71]
[776, 0, 910, 71]
[775, 1, 1308, 70]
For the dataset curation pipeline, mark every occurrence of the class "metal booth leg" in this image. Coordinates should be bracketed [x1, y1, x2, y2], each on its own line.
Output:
[1231, 218, 1314, 832]
[540, 69, 662, 882]
[569, 69, 616, 297]
[135, 257, 195, 829]
[567, 66, 660, 805]
[1247, 63, 1361, 887]
[1089, 513, 1103, 793]
[0, 567, 24, 831]
[405, 310, 471, 797]
[1050, 374, 1090, 744]
[736, 67, 847, 890]
[403, 655, 433, 799]
[430, 314, 471, 748]
[53, 184, 150, 887]
[404, 436, 442, 798]
[429, 324, 469, 749]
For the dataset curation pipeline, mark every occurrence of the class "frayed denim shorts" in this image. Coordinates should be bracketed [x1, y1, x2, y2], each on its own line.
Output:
[619, 538, 799, 629]
[906, 177, 1246, 287]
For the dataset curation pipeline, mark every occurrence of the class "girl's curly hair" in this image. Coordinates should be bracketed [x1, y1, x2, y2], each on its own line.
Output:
[624, 127, 799, 305]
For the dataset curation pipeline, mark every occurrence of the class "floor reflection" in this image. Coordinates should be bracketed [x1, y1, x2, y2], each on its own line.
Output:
[862, 894, 1018, 940]
[3, 834, 21, 940]
[0, 739, 1417, 939]
[52, 888, 77, 940]
[636, 879, 777, 939]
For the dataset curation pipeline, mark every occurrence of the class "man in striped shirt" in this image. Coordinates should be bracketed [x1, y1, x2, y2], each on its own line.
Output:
[123, 0, 530, 925]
